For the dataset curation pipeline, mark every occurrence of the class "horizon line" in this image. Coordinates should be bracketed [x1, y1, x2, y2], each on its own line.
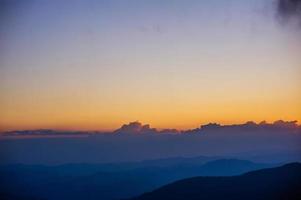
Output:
[1, 119, 299, 133]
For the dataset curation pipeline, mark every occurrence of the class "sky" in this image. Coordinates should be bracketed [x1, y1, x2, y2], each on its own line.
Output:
[0, 0, 300, 131]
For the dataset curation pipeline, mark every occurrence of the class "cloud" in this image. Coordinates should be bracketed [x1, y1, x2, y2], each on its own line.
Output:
[114, 121, 182, 134]
[2, 120, 299, 138]
[1, 129, 91, 138]
[273, 120, 299, 128]
[182, 120, 300, 134]
[114, 121, 157, 134]
[276, 0, 301, 27]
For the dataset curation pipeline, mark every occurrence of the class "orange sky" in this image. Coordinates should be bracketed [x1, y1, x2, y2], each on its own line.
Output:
[1, 0, 300, 131]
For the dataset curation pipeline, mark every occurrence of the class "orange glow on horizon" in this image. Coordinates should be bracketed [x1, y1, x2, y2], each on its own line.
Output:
[1, 0, 300, 132]
[1, 85, 300, 132]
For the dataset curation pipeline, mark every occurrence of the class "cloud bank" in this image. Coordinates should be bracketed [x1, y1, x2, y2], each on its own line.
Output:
[1, 120, 300, 137]
[0, 120, 300, 165]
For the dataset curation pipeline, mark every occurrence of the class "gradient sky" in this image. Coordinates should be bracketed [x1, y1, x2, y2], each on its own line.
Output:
[0, 0, 300, 131]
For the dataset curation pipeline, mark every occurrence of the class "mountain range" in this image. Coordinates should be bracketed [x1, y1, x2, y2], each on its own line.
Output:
[0, 157, 277, 200]
[131, 163, 301, 200]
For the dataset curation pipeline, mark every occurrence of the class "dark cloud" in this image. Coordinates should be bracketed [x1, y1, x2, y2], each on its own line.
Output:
[114, 121, 157, 134]
[273, 120, 299, 128]
[1, 129, 91, 138]
[114, 121, 182, 134]
[183, 120, 300, 134]
[277, 0, 301, 26]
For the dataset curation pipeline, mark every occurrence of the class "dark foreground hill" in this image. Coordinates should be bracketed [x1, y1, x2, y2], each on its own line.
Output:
[131, 163, 301, 200]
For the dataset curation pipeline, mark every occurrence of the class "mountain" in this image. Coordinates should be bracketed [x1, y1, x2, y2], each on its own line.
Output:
[132, 163, 301, 200]
[0, 158, 275, 200]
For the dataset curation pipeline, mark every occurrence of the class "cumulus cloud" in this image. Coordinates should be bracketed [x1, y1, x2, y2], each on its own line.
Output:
[114, 121, 183, 134]
[273, 120, 299, 128]
[182, 120, 300, 134]
[114, 121, 157, 134]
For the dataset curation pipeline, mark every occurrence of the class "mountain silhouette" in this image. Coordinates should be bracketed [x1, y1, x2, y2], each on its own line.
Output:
[0, 158, 275, 200]
[131, 163, 301, 200]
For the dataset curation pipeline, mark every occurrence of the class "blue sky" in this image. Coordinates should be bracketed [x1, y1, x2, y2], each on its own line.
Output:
[0, 0, 300, 131]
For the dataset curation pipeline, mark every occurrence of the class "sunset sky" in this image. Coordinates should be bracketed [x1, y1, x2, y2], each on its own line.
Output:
[1, 0, 300, 131]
